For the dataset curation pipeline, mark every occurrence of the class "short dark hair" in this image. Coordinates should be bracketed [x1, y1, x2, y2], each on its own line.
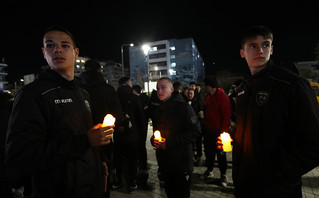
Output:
[203, 75, 218, 88]
[158, 77, 173, 85]
[189, 81, 196, 86]
[84, 59, 101, 71]
[241, 25, 273, 49]
[118, 76, 130, 85]
[132, 84, 142, 93]
[43, 26, 77, 48]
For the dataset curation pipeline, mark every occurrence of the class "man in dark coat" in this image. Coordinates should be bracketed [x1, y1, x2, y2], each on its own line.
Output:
[5, 26, 114, 198]
[79, 59, 122, 197]
[112, 77, 145, 192]
[232, 25, 319, 198]
[148, 77, 201, 198]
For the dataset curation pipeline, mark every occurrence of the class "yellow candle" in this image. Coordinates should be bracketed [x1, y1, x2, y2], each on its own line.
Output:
[102, 114, 116, 127]
[220, 132, 232, 152]
[154, 130, 162, 142]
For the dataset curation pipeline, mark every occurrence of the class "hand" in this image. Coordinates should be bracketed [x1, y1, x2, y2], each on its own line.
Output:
[154, 138, 166, 150]
[216, 136, 233, 151]
[216, 136, 223, 151]
[87, 123, 115, 147]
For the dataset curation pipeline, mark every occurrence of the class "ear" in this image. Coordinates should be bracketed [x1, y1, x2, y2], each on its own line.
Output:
[240, 49, 245, 58]
[74, 48, 79, 59]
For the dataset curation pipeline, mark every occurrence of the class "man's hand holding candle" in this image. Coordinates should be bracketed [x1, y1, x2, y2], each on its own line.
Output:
[153, 130, 166, 150]
[87, 123, 115, 147]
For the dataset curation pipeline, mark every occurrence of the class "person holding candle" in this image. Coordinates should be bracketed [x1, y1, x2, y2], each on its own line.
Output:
[201, 75, 231, 187]
[148, 77, 201, 198]
[5, 26, 114, 198]
[232, 25, 319, 198]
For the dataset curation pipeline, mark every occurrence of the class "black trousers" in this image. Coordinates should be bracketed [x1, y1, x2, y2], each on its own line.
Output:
[163, 172, 192, 198]
[113, 141, 139, 185]
[203, 130, 228, 174]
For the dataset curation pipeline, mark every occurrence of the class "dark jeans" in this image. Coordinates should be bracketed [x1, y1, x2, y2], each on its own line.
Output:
[113, 141, 139, 185]
[203, 130, 227, 174]
[163, 172, 192, 198]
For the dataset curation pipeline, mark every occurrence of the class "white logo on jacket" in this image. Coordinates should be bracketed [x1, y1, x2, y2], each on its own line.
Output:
[54, 98, 73, 104]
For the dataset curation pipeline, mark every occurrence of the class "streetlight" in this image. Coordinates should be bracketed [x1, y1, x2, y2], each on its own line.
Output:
[121, 43, 134, 76]
[142, 44, 150, 94]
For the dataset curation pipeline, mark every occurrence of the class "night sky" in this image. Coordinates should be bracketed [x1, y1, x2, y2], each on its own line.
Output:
[1, 1, 319, 82]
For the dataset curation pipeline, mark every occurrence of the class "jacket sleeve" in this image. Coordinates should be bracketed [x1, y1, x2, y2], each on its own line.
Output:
[5, 87, 91, 175]
[275, 79, 319, 179]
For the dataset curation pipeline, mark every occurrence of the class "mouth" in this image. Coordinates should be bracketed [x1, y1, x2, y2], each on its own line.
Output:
[54, 57, 65, 62]
[254, 57, 265, 61]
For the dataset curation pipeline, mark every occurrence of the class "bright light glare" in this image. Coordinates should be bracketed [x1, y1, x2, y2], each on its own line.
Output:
[142, 44, 150, 55]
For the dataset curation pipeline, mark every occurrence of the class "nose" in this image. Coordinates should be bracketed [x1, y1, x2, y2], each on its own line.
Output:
[54, 44, 63, 53]
[256, 46, 263, 54]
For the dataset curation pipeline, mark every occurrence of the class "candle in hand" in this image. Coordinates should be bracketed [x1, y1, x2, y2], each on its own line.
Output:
[154, 130, 162, 142]
[102, 114, 116, 127]
[220, 132, 232, 152]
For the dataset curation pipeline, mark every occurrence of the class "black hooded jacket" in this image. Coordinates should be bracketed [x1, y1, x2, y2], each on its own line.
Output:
[233, 61, 319, 197]
[5, 69, 105, 198]
[79, 70, 122, 124]
[115, 84, 145, 143]
[148, 92, 201, 174]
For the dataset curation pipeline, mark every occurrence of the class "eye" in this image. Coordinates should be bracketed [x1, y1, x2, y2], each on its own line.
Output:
[46, 43, 55, 48]
[62, 44, 70, 48]
[262, 43, 270, 48]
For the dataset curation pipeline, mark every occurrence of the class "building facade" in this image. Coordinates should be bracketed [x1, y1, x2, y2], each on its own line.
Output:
[129, 38, 205, 92]
[0, 62, 8, 90]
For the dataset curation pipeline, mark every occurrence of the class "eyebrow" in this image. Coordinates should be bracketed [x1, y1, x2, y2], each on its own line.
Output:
[44, 40, 71, 44]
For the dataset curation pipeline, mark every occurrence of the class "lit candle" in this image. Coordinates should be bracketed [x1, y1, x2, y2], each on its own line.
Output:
[220, 132, 232, 152]
[102, 114, 116, 127]
[154, 130, 162, 142]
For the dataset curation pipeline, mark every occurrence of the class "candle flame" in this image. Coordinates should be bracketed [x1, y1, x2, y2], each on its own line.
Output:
[102, 114, 116, 127]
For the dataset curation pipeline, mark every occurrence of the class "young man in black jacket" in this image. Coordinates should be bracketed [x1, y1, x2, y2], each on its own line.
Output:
[149, 77, 201, 198]
[5, 26, 114, 198]
[79, 59, 122, 197]
[231, 25, 319, 198]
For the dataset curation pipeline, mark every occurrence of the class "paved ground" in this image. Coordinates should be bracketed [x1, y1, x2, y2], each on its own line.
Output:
[110, 124, 319, 198]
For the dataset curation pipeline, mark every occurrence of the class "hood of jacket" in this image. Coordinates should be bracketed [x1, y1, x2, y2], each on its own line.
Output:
[36, 69, 80, 88]
[79, 71, 105, 87]
[117, 84, 133, 98]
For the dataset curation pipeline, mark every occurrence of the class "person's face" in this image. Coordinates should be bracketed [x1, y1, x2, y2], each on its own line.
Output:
[187, 90, 195, 100]
[42, 31, 79, 73]
[157, 79, 174, 101]
[240, 35, 273, 69]
[188, 84, 196, 90]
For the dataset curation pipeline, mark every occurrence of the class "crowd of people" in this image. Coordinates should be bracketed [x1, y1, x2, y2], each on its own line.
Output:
[1, 25, 319, 198]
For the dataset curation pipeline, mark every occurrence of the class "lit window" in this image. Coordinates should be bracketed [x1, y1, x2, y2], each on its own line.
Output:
[171, 55, 175, 59]
[150, 47, 158, 52]
[76, 65, 80, 68]
[170, 46, 175, 50]
[171, 62, 176, 67]
[81, 60, 85, 63]
[76, 60, 80, 63]
[169, 69, 176, 75]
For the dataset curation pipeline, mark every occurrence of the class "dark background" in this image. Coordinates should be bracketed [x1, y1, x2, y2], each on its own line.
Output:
[1, 1, 319, 82]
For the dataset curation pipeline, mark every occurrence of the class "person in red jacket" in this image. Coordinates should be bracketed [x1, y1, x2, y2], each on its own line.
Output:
[201, 75, 231, 187]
